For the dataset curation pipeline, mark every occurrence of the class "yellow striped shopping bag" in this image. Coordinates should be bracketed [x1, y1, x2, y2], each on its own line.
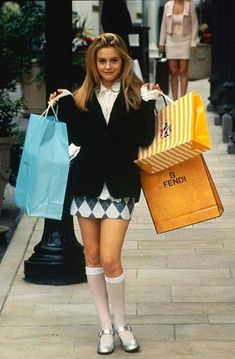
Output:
[135, 92, 211, 174]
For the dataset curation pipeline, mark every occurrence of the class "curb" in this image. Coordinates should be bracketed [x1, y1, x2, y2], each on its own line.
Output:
[0, 215, 38, 312]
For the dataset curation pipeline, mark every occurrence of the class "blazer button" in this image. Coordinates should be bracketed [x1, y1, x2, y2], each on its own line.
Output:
[104, 132, 108, 137]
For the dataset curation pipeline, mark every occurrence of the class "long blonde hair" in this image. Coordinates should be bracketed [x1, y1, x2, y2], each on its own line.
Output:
[73, 33, 143, 111]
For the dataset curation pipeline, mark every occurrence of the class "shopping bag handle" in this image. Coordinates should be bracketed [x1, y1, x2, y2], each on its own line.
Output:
[155, 89, 174, 105]
[40, 102, 59, 121]
[144, 88, 174, 106]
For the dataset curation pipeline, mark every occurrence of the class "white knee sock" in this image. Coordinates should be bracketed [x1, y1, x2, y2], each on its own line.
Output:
[105, 273, 126, 328]
[86, 267, 113, 330]
[105, 273, 135, 343]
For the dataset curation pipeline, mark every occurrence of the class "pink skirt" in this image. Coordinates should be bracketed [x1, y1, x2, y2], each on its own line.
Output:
[165, 33, 191, 60]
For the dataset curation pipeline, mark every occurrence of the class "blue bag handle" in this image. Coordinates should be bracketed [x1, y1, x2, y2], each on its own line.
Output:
[40, 102, 59, 121]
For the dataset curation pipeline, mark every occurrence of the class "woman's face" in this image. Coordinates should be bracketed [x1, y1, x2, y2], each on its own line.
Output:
[96, 47, 123, 88]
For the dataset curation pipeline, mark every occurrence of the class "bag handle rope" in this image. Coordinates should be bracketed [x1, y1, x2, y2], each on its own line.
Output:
[155, 88, 175, 105]
[40, 102, 59, 121]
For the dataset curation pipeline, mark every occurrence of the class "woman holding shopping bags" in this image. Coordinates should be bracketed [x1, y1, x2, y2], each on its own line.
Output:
[159, 0, 199, 100]
[49, 33, 159, 355]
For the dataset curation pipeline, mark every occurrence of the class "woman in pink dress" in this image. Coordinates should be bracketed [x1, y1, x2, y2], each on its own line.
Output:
[159, 0, 199, 100]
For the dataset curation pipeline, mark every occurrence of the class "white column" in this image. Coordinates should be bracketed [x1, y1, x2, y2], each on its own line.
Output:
[146, 0, 161, 57]
[72, 0, 100, 37]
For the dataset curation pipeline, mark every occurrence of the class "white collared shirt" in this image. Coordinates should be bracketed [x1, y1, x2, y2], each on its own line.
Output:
[96, 81, 121, 200]
[96, 81, 121, 124]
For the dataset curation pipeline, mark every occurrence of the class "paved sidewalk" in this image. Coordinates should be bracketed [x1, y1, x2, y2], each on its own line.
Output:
[1, 79, 235, 359]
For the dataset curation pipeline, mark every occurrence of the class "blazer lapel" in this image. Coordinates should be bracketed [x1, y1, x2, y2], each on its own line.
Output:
[91, 94, 108, 128]
[91, 90, 126, 128]
[108, 91, 126, 127]
[166, 1, 174, 16]
[183, 1, 190, 16]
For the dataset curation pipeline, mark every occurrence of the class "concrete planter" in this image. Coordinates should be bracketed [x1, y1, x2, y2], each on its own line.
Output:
[188, 44, 212, 80]
[0, 137, 15, 213]
[20, 61, 46, 116]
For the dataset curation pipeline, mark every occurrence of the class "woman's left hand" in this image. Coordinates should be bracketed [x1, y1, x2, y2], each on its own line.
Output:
[141, 83, 162, 101]
[143, 83, 161, 91]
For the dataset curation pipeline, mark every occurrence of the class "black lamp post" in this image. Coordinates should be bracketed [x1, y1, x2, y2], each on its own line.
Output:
[44, 0, 73, 97]
[209, 0, 235, 153]
[24, 0, 87, 285]
[24, 215, 86, 285]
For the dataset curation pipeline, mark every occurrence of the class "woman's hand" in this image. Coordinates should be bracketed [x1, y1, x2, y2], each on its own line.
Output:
[141, 83, 162, 101]
[159, 45, 165, 54]
[143, 83, 161, 91]
[48, 89, 68, 104]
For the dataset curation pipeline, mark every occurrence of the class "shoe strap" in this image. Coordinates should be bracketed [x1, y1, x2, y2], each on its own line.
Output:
[98, 328, 115, 337]
[116, 325, 132, 334]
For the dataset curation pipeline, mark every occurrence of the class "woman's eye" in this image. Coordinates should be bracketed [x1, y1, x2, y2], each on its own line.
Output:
[97, 58, 119, 64]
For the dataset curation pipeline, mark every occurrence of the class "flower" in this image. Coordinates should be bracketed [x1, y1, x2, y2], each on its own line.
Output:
[72, 12, 93, 53]
[72, 34, 93, 54]
[199, 23, 209, 33]
[71, 12, 94, 85]
[199, 23, 212, 44]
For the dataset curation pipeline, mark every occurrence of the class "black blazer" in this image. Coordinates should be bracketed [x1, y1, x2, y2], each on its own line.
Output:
[58, 91, 155, 203]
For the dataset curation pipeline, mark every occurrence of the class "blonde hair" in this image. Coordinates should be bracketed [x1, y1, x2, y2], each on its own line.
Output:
[73, 33, 143, 111]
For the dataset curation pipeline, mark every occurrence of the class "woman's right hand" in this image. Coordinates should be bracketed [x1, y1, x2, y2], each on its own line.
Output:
[159, 45, 165, 54]
[48, 89, 66, 104]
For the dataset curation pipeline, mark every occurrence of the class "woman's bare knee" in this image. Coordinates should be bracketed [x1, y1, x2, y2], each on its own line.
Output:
[179, 70, 188, 78]
[78, 217, 101, 267]
[101, 255, 122, 276]
[169, 69, 179, 77]
[84, 246, 101, 267]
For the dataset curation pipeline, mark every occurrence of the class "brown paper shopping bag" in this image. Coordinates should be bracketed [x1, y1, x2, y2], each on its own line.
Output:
[135, 92, 212, 174]
[140, 155, 223, 233]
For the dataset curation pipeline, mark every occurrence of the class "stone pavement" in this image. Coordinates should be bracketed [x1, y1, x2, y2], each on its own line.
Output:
[1, 79, 235, 359]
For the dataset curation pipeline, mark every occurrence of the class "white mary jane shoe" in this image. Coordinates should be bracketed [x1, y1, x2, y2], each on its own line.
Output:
[97, 328, 115, 355]
[116, 325, 140, 353]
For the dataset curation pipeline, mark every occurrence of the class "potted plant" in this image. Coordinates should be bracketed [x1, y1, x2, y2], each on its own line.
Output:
[0, 90, 24, 213]
[0, 2, 24, 213]
[72, 11, 94, 87]
[18, 1, 46, 115]
[1, 1, 46, 115]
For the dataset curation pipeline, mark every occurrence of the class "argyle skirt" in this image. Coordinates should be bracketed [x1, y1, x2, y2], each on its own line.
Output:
[70, 196, 135, 220]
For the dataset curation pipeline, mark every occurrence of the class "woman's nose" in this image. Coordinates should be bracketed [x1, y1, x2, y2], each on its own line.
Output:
[105, 61, 111, 69]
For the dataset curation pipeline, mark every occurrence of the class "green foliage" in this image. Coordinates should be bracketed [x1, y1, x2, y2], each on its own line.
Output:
[0, 90, 24, 137]
[0, 1, 45, 89]
[0, 1, 44, 136]
[72, 11, 88, 37]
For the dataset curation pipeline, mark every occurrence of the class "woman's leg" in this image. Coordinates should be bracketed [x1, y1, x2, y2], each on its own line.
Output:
[179, 59, 189, 97]
[100, 218, 129, 277]
[168, 59, 179, 100]
[78, 217, 113, 349]
[100, 218, 129, 327]
[100, 219, 139, 350]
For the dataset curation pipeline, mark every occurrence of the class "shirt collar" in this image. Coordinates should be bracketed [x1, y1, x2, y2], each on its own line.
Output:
[98, 81, 121, 94]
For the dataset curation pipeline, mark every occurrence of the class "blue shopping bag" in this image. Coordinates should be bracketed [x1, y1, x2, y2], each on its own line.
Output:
[15, 104, 70, 220]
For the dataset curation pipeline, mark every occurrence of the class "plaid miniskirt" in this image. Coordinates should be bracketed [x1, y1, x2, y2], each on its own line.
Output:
[70, 196, 135, 220]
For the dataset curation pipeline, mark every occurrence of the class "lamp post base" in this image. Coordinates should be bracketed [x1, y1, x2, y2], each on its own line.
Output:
[24, 216, 87, 285]
[24, 258, 86, 285]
